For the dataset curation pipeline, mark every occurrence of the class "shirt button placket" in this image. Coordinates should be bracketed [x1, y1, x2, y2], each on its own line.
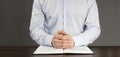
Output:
[63, 0, 67, 31]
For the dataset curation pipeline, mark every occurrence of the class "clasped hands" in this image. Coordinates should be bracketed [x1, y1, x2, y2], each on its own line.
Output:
[52, 30, 74, 49]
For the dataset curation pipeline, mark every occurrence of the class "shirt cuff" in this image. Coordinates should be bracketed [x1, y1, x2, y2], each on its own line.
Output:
[72, 34, 89, 47]
[43, 35, 54, 46]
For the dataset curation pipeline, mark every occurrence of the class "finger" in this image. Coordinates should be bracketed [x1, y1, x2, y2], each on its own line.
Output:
[54, 39, 67, 49]
[53, 39, 64, 48]
[54, 40, 72, 49]
[57, 30, 64, 34]
[57, 30, 67, 35]
[63, 40, 72, 44]
[53, 39, 63, 44]
[54, 34, 63, 40]
[64, 44, 73, 49]
[62, 44, 72, 49]
[62, 40, 74, 48]
[54, 43, 63, 49]
[54, 45, 63, 49]
[62, 37, 70, 40]
[62, 36, 72, 40]
[65, 46, 73, 49]
[53, 43, 62, 49]
[61, 30, 67, 35]
[52, 40, 63, 49]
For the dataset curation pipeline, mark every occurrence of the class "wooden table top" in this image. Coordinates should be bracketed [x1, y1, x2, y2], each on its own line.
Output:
[0, 46, 120, 57]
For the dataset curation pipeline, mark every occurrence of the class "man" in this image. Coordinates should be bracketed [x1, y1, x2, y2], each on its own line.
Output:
[29, 0, 101, 49]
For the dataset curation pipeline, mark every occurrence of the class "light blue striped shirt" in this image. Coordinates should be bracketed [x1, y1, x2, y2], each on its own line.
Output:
[29, 0, 101, 47]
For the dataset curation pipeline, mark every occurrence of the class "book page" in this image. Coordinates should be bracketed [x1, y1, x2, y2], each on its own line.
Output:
[33, 46, 63, 54]
[33, 46, 93, 54]
[64, 46, 93, 54]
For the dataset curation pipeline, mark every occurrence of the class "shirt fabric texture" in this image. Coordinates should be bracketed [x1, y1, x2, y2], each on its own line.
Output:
[29, 0, 101, 47]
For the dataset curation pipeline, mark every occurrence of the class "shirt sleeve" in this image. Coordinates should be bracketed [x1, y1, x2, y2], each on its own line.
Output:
[29, 0, 54, 46]
[72, 0, 101, 47]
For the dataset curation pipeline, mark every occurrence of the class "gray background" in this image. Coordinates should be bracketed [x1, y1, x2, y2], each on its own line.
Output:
[0, 0, 120, 46]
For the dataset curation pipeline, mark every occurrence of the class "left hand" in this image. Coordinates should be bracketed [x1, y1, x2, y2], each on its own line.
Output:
[62, 34, 74, 49]
[52, 30, 75, 49]
[60, 30, 74, 49]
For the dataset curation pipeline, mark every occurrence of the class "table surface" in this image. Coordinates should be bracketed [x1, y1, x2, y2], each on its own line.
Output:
[0, 46, 120, 57]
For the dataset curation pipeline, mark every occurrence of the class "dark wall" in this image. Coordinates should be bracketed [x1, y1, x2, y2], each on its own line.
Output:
[0, 0, 120, 46]
[92, 0, 120, 46]
[0, 0, 37, 46]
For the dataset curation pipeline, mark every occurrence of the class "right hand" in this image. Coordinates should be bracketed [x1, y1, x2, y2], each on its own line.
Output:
[52, 30, 74, 49]
[52, 30, 64, 49]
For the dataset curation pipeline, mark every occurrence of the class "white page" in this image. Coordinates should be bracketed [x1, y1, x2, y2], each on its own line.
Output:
[33, 46, 63, 54]
[33, 46, 93, 54]
[64, 46, 93, 54]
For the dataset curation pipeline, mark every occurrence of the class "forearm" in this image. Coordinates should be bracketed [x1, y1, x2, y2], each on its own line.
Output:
[72, 27, 101, 47]
[72, 0, 101, 47]
[30, 28, 54, 46]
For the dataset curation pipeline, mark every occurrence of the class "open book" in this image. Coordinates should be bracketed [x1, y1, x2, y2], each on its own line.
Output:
[33, 46, 93, 54]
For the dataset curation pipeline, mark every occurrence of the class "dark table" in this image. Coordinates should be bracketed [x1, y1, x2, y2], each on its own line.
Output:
[0, 46, 120, 57]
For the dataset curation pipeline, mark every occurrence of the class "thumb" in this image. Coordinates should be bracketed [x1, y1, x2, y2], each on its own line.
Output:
[57, 30, 67, 35]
